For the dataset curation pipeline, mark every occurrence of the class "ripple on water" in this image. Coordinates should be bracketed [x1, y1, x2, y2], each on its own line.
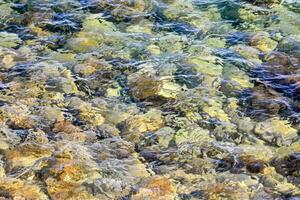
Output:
[0, 0, 299, 199]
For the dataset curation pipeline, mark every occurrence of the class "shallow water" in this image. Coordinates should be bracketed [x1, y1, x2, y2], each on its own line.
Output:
[0, 0, 300, 199]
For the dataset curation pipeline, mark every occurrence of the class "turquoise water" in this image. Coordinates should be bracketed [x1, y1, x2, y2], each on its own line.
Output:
[0, 0, 299, 199]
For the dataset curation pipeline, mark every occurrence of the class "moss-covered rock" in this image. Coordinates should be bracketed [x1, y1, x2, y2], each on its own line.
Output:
[249, 32, 278, 52]
[254, 118, 298, 146]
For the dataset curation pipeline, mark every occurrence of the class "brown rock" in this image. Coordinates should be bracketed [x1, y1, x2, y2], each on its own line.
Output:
[45, 178, 97, 200]
[0, 178, 48, 200]
[129, 72, 162, 100]
[52, 120, 86, 142]
[132, 176, 176, 200]
[5, 142, 54, 170]
[122, 109, 164, 134]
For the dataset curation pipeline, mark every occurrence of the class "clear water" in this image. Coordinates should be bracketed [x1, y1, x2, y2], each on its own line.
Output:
[0, 0, 299, 199]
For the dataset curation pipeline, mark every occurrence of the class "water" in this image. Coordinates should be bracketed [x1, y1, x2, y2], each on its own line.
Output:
[0, 0, 299, 199]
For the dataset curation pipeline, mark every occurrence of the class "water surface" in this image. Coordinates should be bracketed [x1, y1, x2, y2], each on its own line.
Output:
[0, 0, 300, 199]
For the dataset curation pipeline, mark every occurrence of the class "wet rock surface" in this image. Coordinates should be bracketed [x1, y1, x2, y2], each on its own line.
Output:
[0, 0, 299, 199]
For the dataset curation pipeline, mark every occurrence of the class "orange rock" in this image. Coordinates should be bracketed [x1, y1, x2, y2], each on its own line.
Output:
[52, 120, 86, 142]
[7, 114, 35, 129]
[5, 142, 54, 170]
[132, 176, 176, 200]
[123, 109, 164, 134]
[206, 182, 249, 200]
[0, 178, 48, 200]
[45, 178, 97, 200]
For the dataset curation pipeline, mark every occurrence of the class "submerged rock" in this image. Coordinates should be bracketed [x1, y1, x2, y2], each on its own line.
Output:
[4, 142, 54, 171]
[132, 176, 176, 200]
[254, 118, 298, 146]
[129, 72, 162, 100]
[121, 109, 164, 134]
[249, 32, 278, 52]
[175, 125, 212, 145]
[0, 32, 22, 48]
[0, 178, 48, 200]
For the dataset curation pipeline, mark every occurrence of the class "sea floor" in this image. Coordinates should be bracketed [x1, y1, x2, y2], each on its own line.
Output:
[0, 0, 299, 199]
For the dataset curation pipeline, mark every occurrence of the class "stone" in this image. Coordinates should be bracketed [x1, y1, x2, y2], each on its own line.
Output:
[43, 159, 101, 184]
[249, 32, 278, 52]
[129, 72, 162, 100]
[147, 44, 161, 55]
[67, 34, 99, 53]
[231, 45, 261, 63]
[0, 178, 48, 200]
[52, 120, 86, 142]
[175, 125, 212, 145]
[7, 114, 37, 129]
[34, 106, 64, 125]
[46, 77, 79, 94]
[25, 129, 49, 144]
[45, 178, 97, 200]
[157, 80, 182, 99]
[1, 54, 15, 70]
[155, 127, 175, 148]
[99, 0, 150, 20]
[222, 64, 253, 90]
[4, 142, 54, 171]
[254, 118, 298, 146]
[205, 181, 250, 199]
[202, 100, 230, 122]
[132, 176, 176, 200]
[246, 0, 281, 6]
[189, 56, 223, 77]
[126, 19, 153, 34]
[157, 34, 187, 53]
[204, 37, 226, 48]
[73, 64, 96, 76]
[238, 144, 275, 163]
[78, 106, 105, 126]
[0, 4, 12, 20]
[0, 32, 22, 48]
[122, 109, 164, 134]
[277, 35, 300, 53]
[82, 15, 116, 33]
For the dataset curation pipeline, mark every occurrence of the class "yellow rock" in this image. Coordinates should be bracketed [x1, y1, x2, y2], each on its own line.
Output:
[0, 178, 48, 200]
[254, 118, 298, 146]
[29, 24, 51, 36]
[123, 109, 164, 134]
[147, 44, 161, 55]
[2, 54, 15, 69]
[5, 142, 54, 170]
[249, 32, 277, 52]
[67, 35, 99, 53]
[79, 107, 105, 126]
[203, 106, 230, 122]
[106, 85, 121, 97]
[73, 64, 96, 76]
[158, 80, 182, 99]
[132, 176, 176, 200]
[46, 178, 97, 200]
[206, 181, 249, 200]
[189, 56, 222, 77]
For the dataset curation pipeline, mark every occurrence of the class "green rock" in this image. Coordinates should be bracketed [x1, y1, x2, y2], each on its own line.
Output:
[204, 37, 226, 48]
[254, 118, 298, 146]
[189, 56, 223, 77]
[0, 32, 22, 48]
[249, 32, 278, 52]
[155, 127, 175, 148]
[82, 15, 116, 33]
[175, 125, 211, 145]
[0, 4, 12, 19]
